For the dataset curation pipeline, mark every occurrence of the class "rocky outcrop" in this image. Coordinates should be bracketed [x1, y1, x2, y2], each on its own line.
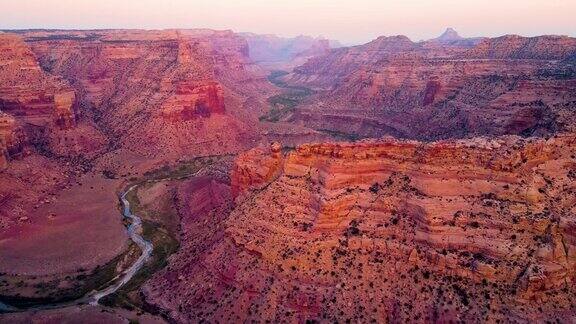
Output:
[434, 28, 464, 42]
[427, 28, 484, 47]
[231, 142, 283, 197]
[0, 33, 111, 172]
[53, 91, 76, 129]
[186, 135, 576, 322]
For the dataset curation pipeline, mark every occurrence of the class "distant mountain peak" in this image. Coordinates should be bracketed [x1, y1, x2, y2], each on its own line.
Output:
[437, 28, 463, 41]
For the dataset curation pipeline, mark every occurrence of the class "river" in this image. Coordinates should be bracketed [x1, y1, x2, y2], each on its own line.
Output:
[89, 185, 153, 305]
[0, 183, 154, 312]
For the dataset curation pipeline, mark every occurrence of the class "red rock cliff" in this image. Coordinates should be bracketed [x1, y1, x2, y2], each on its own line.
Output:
[144, 135, 576, 322]
[230, 135, 576, 299]
[0, 112, 26, 170]
[288, 34, 576, 140]
[0, 34, 76, 129]
[16, 29, 267, 158]
[231, 142, 283, 197]
[161, 81, 225, 122]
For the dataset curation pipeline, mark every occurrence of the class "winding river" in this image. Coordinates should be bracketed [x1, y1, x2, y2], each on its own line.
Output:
[0, 184, 154, 312]
[89, 185, 154, 305]
[0, 165, 210, 315]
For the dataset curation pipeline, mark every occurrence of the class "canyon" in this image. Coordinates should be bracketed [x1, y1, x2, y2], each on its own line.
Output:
[0, 27, 575, 323]
[286, 32, 576, 140]
[143, 134, 576, 322]
[241, 33, 339, 70]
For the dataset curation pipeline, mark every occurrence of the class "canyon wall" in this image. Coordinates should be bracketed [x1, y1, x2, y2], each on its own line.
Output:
[1, 28, 575, 321]
[287, 34, 576, 140]
[161, 81, 226, 122]
[13, 29, 273, 159]
[0, 33, 76, 128]
[0, 33, 81, 169]
[0, 29, 275, 232]
[146, 136, 576, 322]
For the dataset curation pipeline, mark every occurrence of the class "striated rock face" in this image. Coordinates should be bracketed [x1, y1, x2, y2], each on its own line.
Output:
[146, 135, 576, 322]
[465, 35, 576, 60]
[288, 34, 576, 140]
[161, 81, 225, 121]
[0, 33, 110, 172]
[0, 34, 76, 129]
[14, 29, 271, 158]
[231, 142, 283, 197]
[1, 28, 575, 322]
[0, 28, 275, 235]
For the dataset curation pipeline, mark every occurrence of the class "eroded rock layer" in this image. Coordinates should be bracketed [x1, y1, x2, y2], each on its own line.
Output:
[146, 136, 576, 322]
[161, 81, 226, 121]
[8, 29, 275, 159]
[287, 34, 576, 140]
[0, 28, 325, 235]
[0, 33, 76, 129]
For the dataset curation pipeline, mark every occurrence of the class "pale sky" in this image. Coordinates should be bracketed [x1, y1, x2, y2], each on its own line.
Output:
[1, 0, 575, 44]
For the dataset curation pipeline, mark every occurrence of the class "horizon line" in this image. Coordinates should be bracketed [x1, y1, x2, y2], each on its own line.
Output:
[1, 27, 574, 46]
